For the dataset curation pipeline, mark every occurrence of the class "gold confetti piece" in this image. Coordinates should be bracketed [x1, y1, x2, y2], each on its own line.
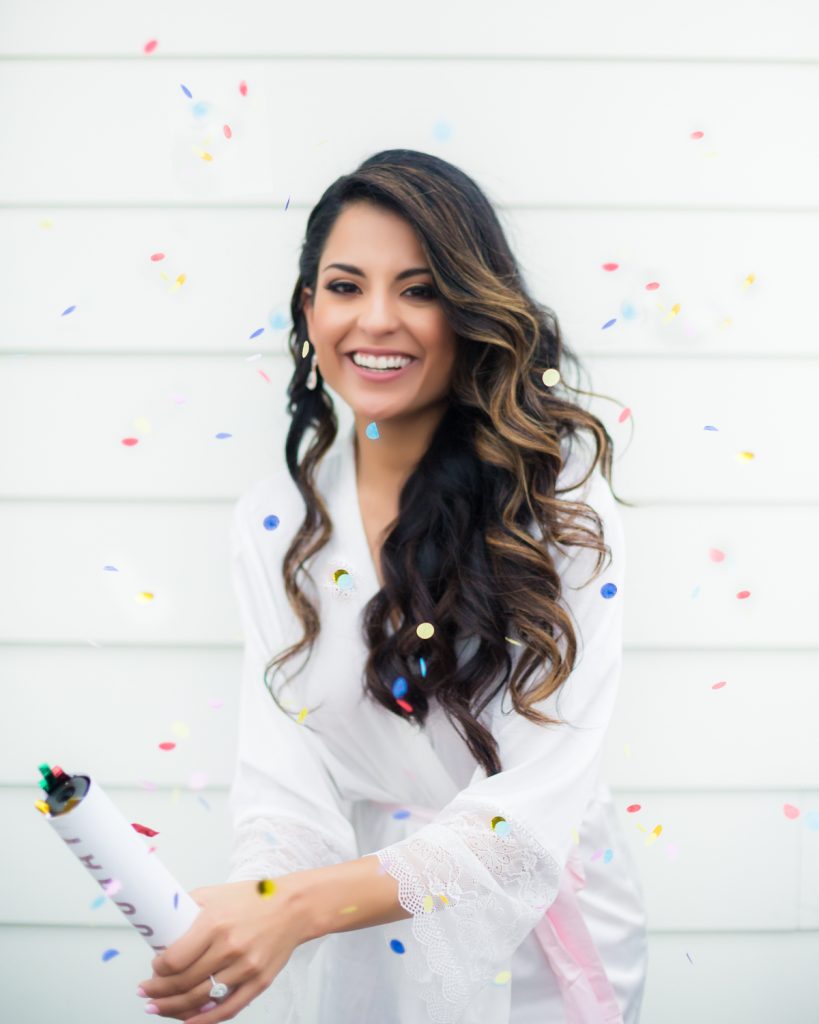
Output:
[570, 826, 580, 845]
[742, 273, 756, 289]
[135, 592, 155, 604]
[737, 451, 755, 462]
[437, 892, 449, 906]
[494, 970, 512, 985]
[541, 368, 560, 387]
[257, 879, 277, 898]
[171, 721, 189, 739]
[504, 635, 521, 646]
[301, 339, 310, 358]
[296, 707, 309, 724]
[200, 151, 213, 162]
[662, 302, 681, 324]
[333, 568, 350, 583]
[339, 904, 358, 915]
[40, 218, 54, 229]
[422, 895, 434, 913]
[490, 815, 506, 830]
[416, 621, 435, 640]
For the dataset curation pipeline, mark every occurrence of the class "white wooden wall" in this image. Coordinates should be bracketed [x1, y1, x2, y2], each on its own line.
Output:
[2, 2, 818, 1021]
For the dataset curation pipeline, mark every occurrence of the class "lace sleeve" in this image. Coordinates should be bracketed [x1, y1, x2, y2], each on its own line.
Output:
[371, 457, 626, 1022]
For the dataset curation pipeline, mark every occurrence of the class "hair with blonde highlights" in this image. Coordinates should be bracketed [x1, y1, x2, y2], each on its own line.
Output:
[264, 148, 635, 779]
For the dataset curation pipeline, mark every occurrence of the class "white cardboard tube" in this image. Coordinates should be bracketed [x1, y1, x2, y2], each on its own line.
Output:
[43, 774, 201, 952]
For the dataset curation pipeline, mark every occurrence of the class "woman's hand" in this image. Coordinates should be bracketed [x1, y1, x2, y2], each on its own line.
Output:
[136, 879, 306, 1022]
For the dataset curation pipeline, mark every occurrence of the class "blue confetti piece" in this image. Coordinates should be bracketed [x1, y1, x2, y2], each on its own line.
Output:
[263, 514, 280, 531]
[392, 676, 408, 699]
[284, 196, 290, 211]
[101, 948, 120, 962]
[601, 318, 617, 330]
[173, 892, 179, 909]
[600, 582, 618, 599]
[181, 84, 192, 98]
[269, 311, 289, 330]
[493, 820, 511, 837]
[703, 425, 719, 431]
[389, 939, 405, 954]
[89, 894, 106, 910]
[102, 565, 119, 572]
[215, 432, 232, 439]
[805, 811, 819, 831]
[419, 656, 427, 678]
[603, 848, 613, 863]
[432, 121, 453, 141]
[691, 584, 701, 600]
[61, 305, 77, 316]
[621, 302, 638, 320]
[365, 421, 379, 440]
[249, 327, 265, 339]
[191, 100, 209, 118]
[337, 572, 353, 590]
[392, 809, 411, 820]
[197, 795, 211, 812]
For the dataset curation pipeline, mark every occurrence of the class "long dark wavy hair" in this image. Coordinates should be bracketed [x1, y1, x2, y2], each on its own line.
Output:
[263, 149, 635, 779]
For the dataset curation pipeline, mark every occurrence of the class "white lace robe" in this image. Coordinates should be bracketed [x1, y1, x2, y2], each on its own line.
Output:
[225, 424, 648, 1023]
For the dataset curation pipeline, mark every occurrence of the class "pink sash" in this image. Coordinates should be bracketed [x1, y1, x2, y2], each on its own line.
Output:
[373, 801, 624, 1024]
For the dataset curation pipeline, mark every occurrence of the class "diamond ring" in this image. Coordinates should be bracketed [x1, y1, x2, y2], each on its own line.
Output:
[209, 975, 229, 999]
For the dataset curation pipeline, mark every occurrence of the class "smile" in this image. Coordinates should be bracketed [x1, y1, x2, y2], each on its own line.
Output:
[345, 353, 418, 380]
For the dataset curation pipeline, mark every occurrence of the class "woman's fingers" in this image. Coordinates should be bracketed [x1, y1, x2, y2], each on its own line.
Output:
[143, 976, 216, 1019]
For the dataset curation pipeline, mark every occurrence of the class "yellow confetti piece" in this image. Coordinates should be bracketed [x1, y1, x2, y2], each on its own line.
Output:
[437, 892, 449, 906]
[737, 451, 755, 462]
[339, 904, 358, 915]
[171, 721, 189, 739]
[301, 339, 310, 358]
[39, 218, 54, 229]
[416, 621, 435, 640]
[494, 970, 512, 985]
[333, 568, 350, 583]
[134, 417, 152, 435]
[742, 273, 756, 289]
[257, 879, 277, 898]
[296, 707, 309, 724]
[422, 895, 434, 913]
[135, 592, 154, 604]
[200, 151, 213, 162]
[504, 635, 521, 646]
[541, 368, 560, 387]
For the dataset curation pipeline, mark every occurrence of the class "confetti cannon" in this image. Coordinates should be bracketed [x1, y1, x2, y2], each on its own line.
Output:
[34, 763, 201, 952]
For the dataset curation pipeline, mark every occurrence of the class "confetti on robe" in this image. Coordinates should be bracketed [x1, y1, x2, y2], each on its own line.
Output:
[173, 892, 179, 909]
[365, 421, 380, 440]
[263, 514, 280, 530]
[708, 548, 725, 562]
[131, 823, 160, 837]
[600, 582, 617, 599]
[257, 879, 277, 898]
[389, 939, 405, 954]
[491, 816, 511, 837]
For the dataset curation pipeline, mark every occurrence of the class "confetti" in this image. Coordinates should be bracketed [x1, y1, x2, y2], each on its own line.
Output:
[541, 368, 560, 387]
[249, 327, 264, 340]
[143, 40, 158, 54]
[239, 80, 248, 96]
[601, 263, 619, 272]
[491, 816, 511, 837]
[737, 451, 755, 462]
[600, 583, 618, 599]
[207, 697, 224, 709]
[61, 305, 77, 316]
[626, 804, 641, 813]
[392, 676, 408, 699]
[416, 622, 434, 640]
[215, 432, 232, 439]
[136, 592, 154, 604]
[102, 565, 119, 572]
[258, 369, 271, 384]
[504, 636, 521, 646]
[395, 698, 414, 713]
[158, 742, 176, 752]
[494, 970, 512, 985]
[711, 680, 727, 690]
[223, 125, 232, 139]
[296, 707, 309, 724]
[601, 318, 617, 330]
[150, 253, 165, 262]
[645, 282, 660, 291]
[181, 84, 193, 99]
[301, 339, 310, 358]
[101, 949, 120, 962]
[174, 892, 179, 909]
[690, 130, 704, 140]
[708, 548, 725, 562]
[263, 514, 280, 531]
[736, 590, 751, 600]
[131, 823, 159, 837]
[197, 795, 211, 811]
[121, 437, 139, 447]
[419, 656, 427, 677]
[365, 421, 380, 440]
[257, 879, 277, 898]
[617, 407, 631, 423]
[389, 939, 405, 954]
[392, 809, 411, 820]
[783, 804, 800, 820]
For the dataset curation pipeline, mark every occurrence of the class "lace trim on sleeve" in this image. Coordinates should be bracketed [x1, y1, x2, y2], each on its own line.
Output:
[375, 798, 561, 1024]
[226, 814, 353, 883]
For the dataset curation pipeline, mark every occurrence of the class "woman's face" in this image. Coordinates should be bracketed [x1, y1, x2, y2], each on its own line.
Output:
[301, 201, 458, 426]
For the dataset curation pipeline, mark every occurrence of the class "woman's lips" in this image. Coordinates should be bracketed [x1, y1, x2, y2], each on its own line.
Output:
[345, 353, 418, 380]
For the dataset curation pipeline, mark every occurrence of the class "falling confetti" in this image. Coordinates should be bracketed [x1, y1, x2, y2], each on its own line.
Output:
[742, 273, 755, 289]
[296, 707, 309, 724]
[215, 432, 232, 440]
[239, 80, 248, 96]
[703, 425, 718, 431]
[494, 970, 512, 985]
[365, 421, 380, 440]
[249, 328, 264, 340]
[392, 809, 411, 820]
[600, 583, 618, 599]
[601, 318, 617, 330]
[121, 436, 139, 447]
[102, 565, 119, 572]
[143, 40, 158, 54]
[601, 263, 619, 272]
[708, 548, 725, 562]
[135, 592, 154, 604]
[181, 84, 193, 99]
[223, 125, 232, 139]
[150, 253, 165, 262]
[263, 514, 280, 531]
[626, 804, 641, 813]
[257, 879, 277, 898]
[541, 368, 560, 387]
[61, 305, 77, 316]
[712, 680, 727, 690]
[419, 656, 427, 677]
[617, 407, 631, 423]
[389, 939, 405, 954]
[173, 892, 179, 909]
[158, 742, 176, 752]
[504, 636, 521, 646]
[783, 804, 801, 820]
[416, 622, 434, 640]
[101, 949, 120, 962]
[131, 823, 159, 837]
[737, 451, 755, 462]
[645, 282, 660, 291]
[736, 590, 751, 600]
[336, 572, 353, 590]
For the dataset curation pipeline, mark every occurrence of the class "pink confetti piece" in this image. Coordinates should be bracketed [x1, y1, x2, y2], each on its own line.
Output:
[736, 590, 751, 600]
[121, 437, 139, 446]
[711, 680, 727, 690]
[132, 822, 160, 837]
[158, 741, 176, 751]
[708, 548, 725, 562]
[143, 40, 158, 55]
[602, 262, 619, 272]
[690, 131, 704, 140]
[223, 124, 232, 139]
[783, 804, 800, 820]
[626, 804, 641, 813]
[239, 80, 248, 96]
[150, 252, 165, 262]
[617, 407, 631, 423]
[645, 282, 660, 290]
[258, 369, 271, 384]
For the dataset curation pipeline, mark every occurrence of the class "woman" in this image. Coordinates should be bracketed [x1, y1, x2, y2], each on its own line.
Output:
[137, 150, 647, 1024]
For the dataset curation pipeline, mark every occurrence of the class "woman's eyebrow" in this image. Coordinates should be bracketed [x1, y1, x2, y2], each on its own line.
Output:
[322, 262, 432, 281]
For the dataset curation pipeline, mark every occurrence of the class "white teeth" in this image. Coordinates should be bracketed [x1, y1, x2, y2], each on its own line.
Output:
[351, 352, 412, 370]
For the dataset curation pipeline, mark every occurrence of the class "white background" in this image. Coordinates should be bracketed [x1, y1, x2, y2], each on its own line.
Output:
[2, 1, 818, 1021]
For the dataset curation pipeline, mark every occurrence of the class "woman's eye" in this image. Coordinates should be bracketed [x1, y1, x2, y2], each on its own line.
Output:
[326, 282, 435, 299]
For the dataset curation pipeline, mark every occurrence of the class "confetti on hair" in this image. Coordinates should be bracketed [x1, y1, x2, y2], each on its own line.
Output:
[784, 804, 800, 820]
[541, 368, 560, 387]
[504, 635, 521, 646]
[158, 742, 176, 751]
[395, 698, 414, 713]
[61, 305, 77, 316]
[131, 823, 159, 838]
[365, 421, 380, 440]
[301, 339, 310, 358]
[181, 84, 193, 99]
[391, 676, 408, 699]
[416, 621, 434, 640]
[257, 879, 277, 898]
[602, 263, 619, 272]
[419, 656, 427, 677]
[136, 592, 154, 604]
[600, 582, 617, 599]
[389, 939, 405, 954]
[263, 514, 280, 530]
[494, 970, 512, 985]
[143, 40, 158, 54]
[101, 949, 120, 962]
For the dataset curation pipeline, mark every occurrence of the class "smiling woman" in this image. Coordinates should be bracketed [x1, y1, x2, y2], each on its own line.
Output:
[212, 148, 648, 1024]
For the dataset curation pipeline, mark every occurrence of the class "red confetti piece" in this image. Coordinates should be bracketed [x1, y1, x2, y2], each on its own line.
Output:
[711, 680, 727, 690]
[158, 741, 176, 751]
[131, 822, 160, 837]
[150, 252, 165, 262]
[617, 407, 631, 423]
[736, 590, 751, 600]
[258, 369, 271, 384]
[395, 698, 414, 713]
[783, 804, 800, 820]
[645, 282, 660, 291]
[121, 437, 139, 446]
[626, 804, 641, 813]
[223, 124, 232, 139]
[602, 262, 619, 272]
[690, 131, 704, 140]
[239, 80, 248, 96]
[708, 548, 725, 562]
[143, 39, 158, 54]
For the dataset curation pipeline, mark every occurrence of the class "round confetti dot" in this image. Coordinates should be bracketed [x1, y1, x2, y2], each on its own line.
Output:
[392, 676, 408, 699]
[337, 572, 353, 590]
[263, 514, 280, 531]
[257, 879, 277, 898]
[150, 252, 165, 262]
[736, 590, 751, 600]
[603, 849, 613, 863]
[416, 622, 434, 640]
[600, 583, 618, 599]
[541, 368, 560, 387]
[389, 939, 405, 954]
[365, 421, 380, 440]
[101, 948, 120, 962]
[708, 548, 725, 562]
[645, 281, 660, 290]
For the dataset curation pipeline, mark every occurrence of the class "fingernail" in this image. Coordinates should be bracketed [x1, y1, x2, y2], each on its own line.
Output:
[136, 986, 147, 997]
[144, 1004, 159, 1015]
[199, 1001, 218, 1012]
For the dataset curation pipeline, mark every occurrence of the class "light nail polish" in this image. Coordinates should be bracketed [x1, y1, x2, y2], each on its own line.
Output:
[144, 1004, 159, 1015]
[136, 986, 147, 997]
[199, 1001, 218, 1012]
